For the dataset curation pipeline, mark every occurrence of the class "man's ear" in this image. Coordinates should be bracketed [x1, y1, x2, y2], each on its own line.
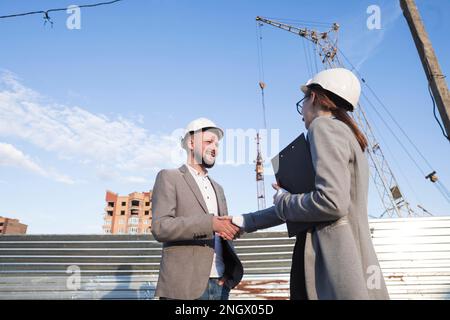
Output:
[186, 135, 194, 151]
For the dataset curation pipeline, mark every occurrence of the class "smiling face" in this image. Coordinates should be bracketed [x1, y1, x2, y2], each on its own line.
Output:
[188, 129, 219, 169]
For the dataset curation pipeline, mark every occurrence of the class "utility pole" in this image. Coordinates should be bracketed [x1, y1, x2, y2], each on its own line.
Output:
[400, 0, 450, 139]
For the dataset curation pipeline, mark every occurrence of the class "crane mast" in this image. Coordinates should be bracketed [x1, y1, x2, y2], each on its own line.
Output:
[255, 132, 266, 210]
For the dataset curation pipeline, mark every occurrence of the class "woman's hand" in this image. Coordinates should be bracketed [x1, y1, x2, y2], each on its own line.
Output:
[272, 183, 281, 203]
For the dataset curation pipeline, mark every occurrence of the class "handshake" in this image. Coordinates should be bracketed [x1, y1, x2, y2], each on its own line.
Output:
[211, 184, 282, 241]
[212, 216, 243, 241]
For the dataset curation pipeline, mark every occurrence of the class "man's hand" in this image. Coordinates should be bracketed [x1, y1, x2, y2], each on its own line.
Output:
[216, 216, 244, 240]
[212, 216, 240, 241]
[218, 276, 226, 286]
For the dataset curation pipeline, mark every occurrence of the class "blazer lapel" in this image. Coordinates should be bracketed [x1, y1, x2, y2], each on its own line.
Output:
[179, 165, 208, 214]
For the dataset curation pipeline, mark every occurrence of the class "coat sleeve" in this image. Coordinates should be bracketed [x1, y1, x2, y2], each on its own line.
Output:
[151, 170, 214, 242]
[242, 206, 285, 233]
[275, 117, 352, 222]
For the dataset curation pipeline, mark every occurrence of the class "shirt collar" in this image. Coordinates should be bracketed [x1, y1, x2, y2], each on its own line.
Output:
[186, 163, 208, 177]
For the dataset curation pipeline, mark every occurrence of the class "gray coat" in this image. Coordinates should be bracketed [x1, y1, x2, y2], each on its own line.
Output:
[243, 116, 389, 300]
[151, 164, 243, 300]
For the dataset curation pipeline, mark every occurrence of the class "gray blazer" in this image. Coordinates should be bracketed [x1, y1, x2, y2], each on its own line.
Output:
[151, 164, 243, 300]
[243, 116, 390, 300]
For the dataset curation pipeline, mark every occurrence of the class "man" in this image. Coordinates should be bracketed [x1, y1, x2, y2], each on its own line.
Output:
[151, 117, 243, 300]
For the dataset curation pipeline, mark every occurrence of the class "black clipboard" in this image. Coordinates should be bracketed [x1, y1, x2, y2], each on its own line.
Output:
[271, 133, 317, 237]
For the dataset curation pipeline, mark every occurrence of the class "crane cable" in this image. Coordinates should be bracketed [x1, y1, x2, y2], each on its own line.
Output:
[363, 103, 424, 206]
[256, 21, 267, 129]
[301, 37, 313, 78]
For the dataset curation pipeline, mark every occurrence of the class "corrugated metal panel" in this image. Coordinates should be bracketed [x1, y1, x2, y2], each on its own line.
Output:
[370, 216, 450, 300]
[0, 217, 449, 299]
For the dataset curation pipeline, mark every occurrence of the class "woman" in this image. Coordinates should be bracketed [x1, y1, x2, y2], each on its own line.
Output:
[233, 68, 389, 300]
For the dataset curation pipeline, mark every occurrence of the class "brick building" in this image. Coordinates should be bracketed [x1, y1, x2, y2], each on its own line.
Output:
[0, 216, 28, 235]
[103, 190, 152, 234]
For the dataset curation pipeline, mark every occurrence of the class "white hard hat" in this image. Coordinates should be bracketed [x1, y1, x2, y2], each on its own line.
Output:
[301, 68, 361, 111]
[181, 117, 224, 149]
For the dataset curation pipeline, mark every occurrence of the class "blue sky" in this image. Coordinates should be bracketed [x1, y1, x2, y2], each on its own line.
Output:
[0, 0, 449, 234]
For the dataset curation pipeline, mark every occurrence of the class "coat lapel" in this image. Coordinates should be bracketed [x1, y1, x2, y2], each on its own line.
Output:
[179, 165, 208, 214]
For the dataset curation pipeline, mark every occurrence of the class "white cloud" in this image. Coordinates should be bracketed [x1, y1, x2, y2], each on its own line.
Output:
[0, 72, 183, 183]
[0, 142, 75, 184]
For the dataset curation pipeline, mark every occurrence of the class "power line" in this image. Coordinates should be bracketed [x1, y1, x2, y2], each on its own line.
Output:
[429, 84, 450, 141]
[361, 87, 450, 205]
[0, 0, 123, 20]
[360, 92, 426, 176]
[340, 46, 450, 204]
[363, 78, 435, 170]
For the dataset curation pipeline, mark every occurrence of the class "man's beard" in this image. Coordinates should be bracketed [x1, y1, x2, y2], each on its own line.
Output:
[202, 156, 215, 169]
[193, 150, 216, 168]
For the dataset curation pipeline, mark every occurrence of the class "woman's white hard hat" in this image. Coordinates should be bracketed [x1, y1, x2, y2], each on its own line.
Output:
[301, 68, 361, 111]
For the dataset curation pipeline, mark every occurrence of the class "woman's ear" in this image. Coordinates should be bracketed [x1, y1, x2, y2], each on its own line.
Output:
[309, 91, 316, 106]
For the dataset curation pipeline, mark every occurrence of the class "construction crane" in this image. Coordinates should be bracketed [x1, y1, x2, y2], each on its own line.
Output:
[254, 23, 268, 211]
[255, 16, 423, 218]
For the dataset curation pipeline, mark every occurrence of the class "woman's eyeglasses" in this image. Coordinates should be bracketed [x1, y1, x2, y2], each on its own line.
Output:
[296, 96, 308, 115]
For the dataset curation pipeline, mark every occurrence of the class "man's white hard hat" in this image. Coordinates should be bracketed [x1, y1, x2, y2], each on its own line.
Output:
[181, 117, 224, 149]
[301, 68, 361, 111]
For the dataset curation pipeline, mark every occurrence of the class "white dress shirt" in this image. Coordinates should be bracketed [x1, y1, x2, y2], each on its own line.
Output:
[187, 164, 225, 278]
